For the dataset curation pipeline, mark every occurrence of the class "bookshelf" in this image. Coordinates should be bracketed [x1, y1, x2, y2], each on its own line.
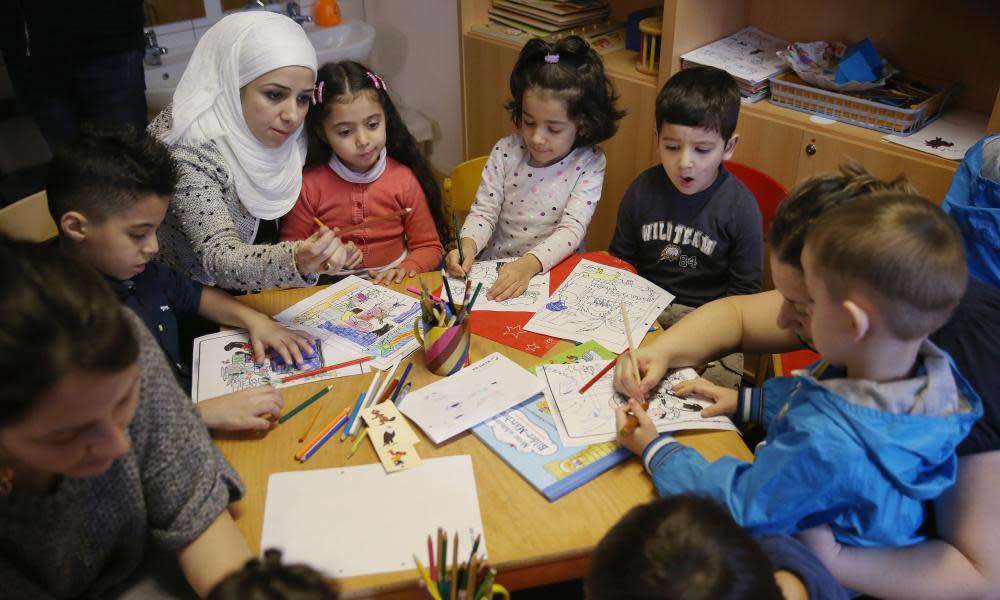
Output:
[458, 0, 1000, 251]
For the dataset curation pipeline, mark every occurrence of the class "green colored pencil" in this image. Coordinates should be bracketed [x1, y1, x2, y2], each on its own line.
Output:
[277, 385, 332, 424]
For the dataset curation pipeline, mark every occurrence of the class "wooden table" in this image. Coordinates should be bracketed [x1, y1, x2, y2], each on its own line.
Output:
[223, 274, 753, 598]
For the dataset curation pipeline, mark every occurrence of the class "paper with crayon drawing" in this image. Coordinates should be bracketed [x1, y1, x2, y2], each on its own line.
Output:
[190, 329, 368, 401]
[443, 259, 550, 313]
[398, 353, 544, 444]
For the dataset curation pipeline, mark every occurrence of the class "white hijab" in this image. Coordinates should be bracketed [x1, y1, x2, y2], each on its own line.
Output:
[164, 12, 317, 220]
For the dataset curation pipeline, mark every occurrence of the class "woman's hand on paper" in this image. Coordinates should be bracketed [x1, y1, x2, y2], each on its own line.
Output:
[245, 314, 314, 366]
[372, 267, 415, 285]
[488, 254, 541, 301]
[615, 398, 659, 455]
[613, 346, 669, 401]
[671, 378, 737, 417]
[444, 238, 477, 277]
[196, 386, 283, 431]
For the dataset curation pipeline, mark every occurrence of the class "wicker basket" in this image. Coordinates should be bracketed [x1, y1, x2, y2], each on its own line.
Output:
[768, 72, 953, 136]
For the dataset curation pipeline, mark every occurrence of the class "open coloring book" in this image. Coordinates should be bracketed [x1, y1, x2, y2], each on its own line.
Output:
[541, 361, 737, 446]
[190, 329, 369, 402]
[471, 341, 632, 501]
[524, 259, 674, 352]
[274, 276, 421, 370]
[443, 260, 550, 313]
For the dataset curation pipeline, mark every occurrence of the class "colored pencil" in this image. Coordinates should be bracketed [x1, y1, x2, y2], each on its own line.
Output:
[341, 208, 414, 236]
[473, 568, 497, 600]
[442, 273, 457, 313]
[391, 362, 413, 404]
[578, 356, 619, 394]
[378, 379, 398, 404]
[312, 216, 327, 229]
[296, 408, 349, 462]
[455, 214, 466, 270]
[462, 534, 481, 587]
[427, 535, 436, 580]
[464, 552, 479, 599]
[414, 556, 443, 600]
[456, 282, 483, 323]
[346, 426, 368, 459]
[620, 303, 647, 435]
[279, 355, 373, 383]
[277, 384, 332, 424]
[407, 286, 443, 303]
[346, 370, 383, 439]
[340, 390, 368, 442]
[450, 532, 460, 600]
[297, 389, 332, 442]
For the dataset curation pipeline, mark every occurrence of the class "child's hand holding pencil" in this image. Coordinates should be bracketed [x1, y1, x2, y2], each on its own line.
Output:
[615, 397, 660, 456]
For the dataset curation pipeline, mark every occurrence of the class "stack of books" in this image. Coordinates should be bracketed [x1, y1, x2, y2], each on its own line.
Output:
[486, 0, 611, 37]
[680, 26, 790, 103]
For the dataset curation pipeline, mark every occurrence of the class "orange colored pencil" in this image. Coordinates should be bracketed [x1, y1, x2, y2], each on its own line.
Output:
[294, 406, 349, 461]
[280, 355, 374, 383]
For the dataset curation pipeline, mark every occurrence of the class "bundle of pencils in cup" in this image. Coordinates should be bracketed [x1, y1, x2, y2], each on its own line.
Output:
[418, 276, 482, 328]
[414, 529, 498, 600]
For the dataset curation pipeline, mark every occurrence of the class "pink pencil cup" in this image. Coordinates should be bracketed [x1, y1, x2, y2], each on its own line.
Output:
[413, 317, 471, 376]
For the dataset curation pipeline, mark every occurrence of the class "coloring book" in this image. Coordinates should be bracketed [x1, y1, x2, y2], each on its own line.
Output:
[190, 329, 369, 402]
[443, 259, 550, 313]
[524, 258, 674, 352]
[398, 352, 544, 444]
[542, 361, 737, 446]
[471, 341, 632, 501]
[274, 276, 420, 370]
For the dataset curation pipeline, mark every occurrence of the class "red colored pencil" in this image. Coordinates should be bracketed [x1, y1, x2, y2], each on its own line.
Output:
[577, 356, 619, 394]
[280, 355, 374, 383]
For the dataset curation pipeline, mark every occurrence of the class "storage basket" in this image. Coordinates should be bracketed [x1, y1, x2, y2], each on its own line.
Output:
[768, 72, 953, 135]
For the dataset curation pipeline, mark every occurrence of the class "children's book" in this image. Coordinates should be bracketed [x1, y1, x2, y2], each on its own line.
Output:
[190, 329, 369, 401]
[471, 341, 632, 502]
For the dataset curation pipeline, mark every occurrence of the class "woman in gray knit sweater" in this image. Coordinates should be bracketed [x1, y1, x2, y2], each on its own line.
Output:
[0, 239, 250, 598]
[149, 12, 360, 292]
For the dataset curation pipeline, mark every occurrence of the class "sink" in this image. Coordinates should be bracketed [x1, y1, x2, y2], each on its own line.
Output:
[144, 20, 376, 116]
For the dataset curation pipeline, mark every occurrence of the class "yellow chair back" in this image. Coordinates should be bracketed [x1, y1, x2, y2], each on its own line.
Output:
[443, 156, 488, 215]
[0, 190, 57, 242]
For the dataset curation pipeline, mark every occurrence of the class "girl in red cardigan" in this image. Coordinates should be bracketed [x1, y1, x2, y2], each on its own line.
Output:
[280, 62, 446, 283]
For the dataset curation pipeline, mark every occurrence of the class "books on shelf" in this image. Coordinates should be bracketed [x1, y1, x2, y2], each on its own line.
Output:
[681, 26, 790, 102]
[483, 0, 612, 38]
[471, 341, 632, 502]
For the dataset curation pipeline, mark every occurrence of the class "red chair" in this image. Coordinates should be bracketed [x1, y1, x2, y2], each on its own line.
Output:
[724, 160, 787, 236]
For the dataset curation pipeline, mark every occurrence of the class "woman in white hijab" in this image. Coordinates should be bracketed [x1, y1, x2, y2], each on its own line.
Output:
[149, 11, 360, 291]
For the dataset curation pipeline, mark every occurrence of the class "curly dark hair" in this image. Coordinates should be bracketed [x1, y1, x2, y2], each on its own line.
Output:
[208, 548, 338, 600]
[304, 61, 448, 245]
[505, 36, 624, 147]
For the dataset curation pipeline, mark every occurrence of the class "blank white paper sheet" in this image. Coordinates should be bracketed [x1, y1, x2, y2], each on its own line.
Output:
[260, 455, 487, 578]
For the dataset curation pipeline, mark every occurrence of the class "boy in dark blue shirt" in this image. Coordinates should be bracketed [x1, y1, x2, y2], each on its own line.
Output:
[48, 127, 315, 431]
[610, 67, 763, 319]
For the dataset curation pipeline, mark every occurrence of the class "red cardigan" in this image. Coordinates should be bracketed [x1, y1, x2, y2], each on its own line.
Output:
[280, 158, 444, 273]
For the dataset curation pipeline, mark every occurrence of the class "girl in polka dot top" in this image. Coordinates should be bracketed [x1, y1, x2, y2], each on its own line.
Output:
[445, 35, 623, 300]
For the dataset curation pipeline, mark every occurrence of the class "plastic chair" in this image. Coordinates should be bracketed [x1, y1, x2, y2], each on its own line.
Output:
[443, 156, 488, 215]
[0, 190, 57, 242]
[724, 160, 787, 236]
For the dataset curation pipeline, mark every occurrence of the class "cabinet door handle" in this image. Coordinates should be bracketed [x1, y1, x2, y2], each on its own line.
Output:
[805, 143, 817, 156]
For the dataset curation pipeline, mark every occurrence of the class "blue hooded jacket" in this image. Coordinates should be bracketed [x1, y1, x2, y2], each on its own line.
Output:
[642, 342, 982, 547]
[942, 134, 1000, 288]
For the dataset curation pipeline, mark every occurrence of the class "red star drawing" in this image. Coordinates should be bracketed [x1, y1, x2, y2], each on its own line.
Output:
[503, 325, 523, 338]
[524, 342, 541, 352]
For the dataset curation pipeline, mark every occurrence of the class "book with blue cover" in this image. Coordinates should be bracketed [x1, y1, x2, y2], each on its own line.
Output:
[471, 340, 631, 501]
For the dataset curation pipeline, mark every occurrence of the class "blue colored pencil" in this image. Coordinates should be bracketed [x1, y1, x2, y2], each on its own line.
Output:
[391, 362, 413, 404]
[341, 391, 367, 441]
[299, 413, 349, 462]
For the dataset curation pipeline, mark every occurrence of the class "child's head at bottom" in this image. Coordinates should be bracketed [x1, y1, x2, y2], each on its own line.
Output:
[585, 494, 783, 600]
[46, 126, 178, 281]
[802, 192, 967, 364]
[208, 549, 338, 600]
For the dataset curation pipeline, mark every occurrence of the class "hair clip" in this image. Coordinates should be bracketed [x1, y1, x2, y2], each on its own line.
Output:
[544, 53, 560, 64]
[312, 81, 325, 105]
[366, 71, 388, 91]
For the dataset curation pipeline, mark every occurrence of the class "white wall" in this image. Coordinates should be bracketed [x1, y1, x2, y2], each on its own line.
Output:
[362, 0, 462, 174]
[149, 0, 463, 174]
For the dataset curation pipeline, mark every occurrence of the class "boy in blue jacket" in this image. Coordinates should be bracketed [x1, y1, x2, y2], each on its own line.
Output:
[616, 191, 982, 548]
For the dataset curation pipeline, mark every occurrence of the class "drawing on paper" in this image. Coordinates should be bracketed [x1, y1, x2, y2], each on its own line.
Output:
[275, 276, 421, 366]
[524, 259, 674, 352]
[541, 362, 734, 443]
[445, 260, 550, 313]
